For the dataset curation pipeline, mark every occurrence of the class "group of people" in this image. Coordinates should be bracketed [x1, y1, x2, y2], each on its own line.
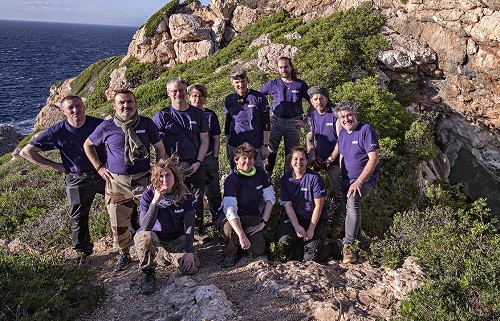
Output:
[20, 56, 379, 295]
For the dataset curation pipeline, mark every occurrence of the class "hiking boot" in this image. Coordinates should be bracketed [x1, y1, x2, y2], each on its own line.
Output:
[342, 243, 357, 264]
[140, 269, 156, 295]
[331, 239, 343, 261]
[113, 253, 130, 272]
[221, 254, 238, 268]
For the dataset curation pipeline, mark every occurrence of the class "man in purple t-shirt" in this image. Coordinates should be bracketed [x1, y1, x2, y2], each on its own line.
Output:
[306, 86, 344, 232]
[336, 101, 380, 264]
[153, 77, 209, 233]
[260, 57, 310, 176]
[84, 90, 166, 272]
[224, 67, 271, 169]
[20, 95, 106, 261]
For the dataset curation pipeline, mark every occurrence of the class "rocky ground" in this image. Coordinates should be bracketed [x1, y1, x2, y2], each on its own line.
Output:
[72, 233, 426, 321]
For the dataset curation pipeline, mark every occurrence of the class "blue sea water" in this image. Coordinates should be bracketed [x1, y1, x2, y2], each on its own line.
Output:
[0, 20, 137, 134]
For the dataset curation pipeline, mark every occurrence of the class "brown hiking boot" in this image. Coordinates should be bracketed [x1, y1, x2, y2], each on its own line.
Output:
[342, 243, 357, 264]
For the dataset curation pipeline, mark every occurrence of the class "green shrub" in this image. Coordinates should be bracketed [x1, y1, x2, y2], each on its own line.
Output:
[404, 119, 437, 163]
[123, 57, 167, 88]
[0, 249, 105, 321]
[372, 199, 499, 320]
[143, 0, 179, 38]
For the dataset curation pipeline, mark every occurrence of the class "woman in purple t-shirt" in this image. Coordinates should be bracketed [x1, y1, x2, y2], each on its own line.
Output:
[276, 147, 337, 262]
[134, 158, 199, 295]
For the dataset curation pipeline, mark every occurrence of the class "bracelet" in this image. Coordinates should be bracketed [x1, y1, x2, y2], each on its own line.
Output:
[260, 218, 267, 225]
[96, 164, 105, 171]
[263, 143, 269, 147]
[194, 160, 202, 164]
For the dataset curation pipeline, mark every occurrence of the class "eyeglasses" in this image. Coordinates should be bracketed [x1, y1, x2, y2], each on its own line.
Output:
[168, 89, 186, 94]
[189, 94, 204, 98]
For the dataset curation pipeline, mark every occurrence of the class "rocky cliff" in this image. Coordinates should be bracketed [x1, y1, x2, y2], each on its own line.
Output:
[34, 0, 499, 211]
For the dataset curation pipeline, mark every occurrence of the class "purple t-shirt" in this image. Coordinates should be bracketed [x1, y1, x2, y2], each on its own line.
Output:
[260, 78, 310, 119]
[30, 116, 105, 173]
[307, 109, 338, 161]
[88, 115, 161, 175]
[224, 166, 272, 217]
[204, 108, 221, 155]
[281, 169, 328, 221]
[153, 105, 209, 163]
[138, 188, 195, 242]
[338, 122, 380, 190]
[224, 89, 269, 148]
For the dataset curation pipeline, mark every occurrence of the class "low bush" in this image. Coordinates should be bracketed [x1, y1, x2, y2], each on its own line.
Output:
[373, 198, 499, 320]
[0, 249, 105, 321]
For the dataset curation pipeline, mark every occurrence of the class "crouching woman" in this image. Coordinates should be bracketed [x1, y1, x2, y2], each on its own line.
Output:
[215, 142, 275, 268]
[134, 158, 200, 295]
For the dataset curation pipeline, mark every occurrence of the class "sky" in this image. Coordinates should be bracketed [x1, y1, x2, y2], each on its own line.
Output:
[0, 0, 211, 26]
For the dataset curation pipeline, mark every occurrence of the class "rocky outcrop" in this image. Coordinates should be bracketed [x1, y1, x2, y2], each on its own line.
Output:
[0, 125, 24, 157]
[254, 257, 425, 320]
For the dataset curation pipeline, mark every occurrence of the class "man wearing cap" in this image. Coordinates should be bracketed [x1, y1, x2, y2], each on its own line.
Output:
[306, 86, 344, 232]
[84, 90, 166, 272]
[224, 67, 271, 169]
[335, 101, 379, 264]
[20, 95, 106, 262]
[153, 77, 210, 233]
[260, 57, 310, 176]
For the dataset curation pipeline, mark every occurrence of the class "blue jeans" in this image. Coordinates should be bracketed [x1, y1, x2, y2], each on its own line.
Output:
[342, 181, 374, 245]
[267, 117, 301, 174]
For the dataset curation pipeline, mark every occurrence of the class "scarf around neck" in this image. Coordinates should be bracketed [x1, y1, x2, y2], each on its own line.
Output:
[114, 112, 149, 166]
[236, 166, 256, 177]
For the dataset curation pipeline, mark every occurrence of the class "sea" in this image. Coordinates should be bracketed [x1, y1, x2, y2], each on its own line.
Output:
[0, 19, 137, 134]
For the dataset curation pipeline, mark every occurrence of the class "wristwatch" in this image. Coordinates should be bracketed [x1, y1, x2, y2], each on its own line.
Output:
[260, 218, 268, 225]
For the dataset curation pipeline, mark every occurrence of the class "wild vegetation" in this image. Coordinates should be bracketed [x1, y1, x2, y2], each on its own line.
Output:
[0, 2, 497, 320]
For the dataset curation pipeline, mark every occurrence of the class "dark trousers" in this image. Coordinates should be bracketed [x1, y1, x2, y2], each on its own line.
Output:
[184, 163, 206, 228]
[215, 213, 266, 258]
[276, 217, 327, 262]
[203, 154, 222, 222]
[65, 172, 105, 255]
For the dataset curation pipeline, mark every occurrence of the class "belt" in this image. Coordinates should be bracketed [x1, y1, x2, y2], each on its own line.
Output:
[68, 171, 98, 177]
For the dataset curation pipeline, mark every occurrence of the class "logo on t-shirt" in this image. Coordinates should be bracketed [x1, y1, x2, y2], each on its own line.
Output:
[174, 209, 185, 213]
[189, 121, 197, 125]
[326, 123, 334, 126]
[370, 143, 378, 147]
[136, 129, 146, 134]
[352, 140, 358, 144]
[256, 185, 263, 190]
[291, 90, 299, 94]
[248, 104, 255, 108]
[300, 188, 308, 192]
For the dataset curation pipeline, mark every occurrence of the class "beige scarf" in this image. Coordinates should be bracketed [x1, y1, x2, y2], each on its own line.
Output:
[113, 112, 149, 165]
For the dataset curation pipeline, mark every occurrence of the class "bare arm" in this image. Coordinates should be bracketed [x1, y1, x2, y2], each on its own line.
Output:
[306, 197, 324, 240]
[284, 201, 307, 238]
[153, 140, 166, 162]
[83, 138, 112, 181]
[306, 130, 316, 162]
[228, 218, 251, 250]
[347, 150, 379, 197]
[212, 134, 220, 158]
[20, 144, 67, 174]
